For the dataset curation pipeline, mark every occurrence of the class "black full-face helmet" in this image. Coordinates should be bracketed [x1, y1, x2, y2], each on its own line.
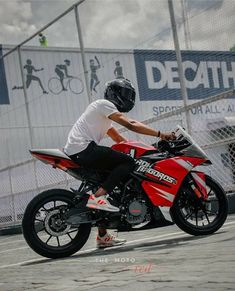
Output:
[104, 78, 136, 112]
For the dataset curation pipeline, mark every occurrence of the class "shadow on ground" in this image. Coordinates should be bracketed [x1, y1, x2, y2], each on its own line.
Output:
[22, 230, 227, 267]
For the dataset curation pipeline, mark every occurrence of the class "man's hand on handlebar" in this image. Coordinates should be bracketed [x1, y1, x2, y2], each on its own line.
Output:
[160, 131, 176, 141]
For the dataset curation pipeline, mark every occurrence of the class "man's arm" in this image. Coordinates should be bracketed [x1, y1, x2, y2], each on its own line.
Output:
[95, 56, 101, 69]
[64, 66, 73, 78]
[32, 66, 43, 72]
[109, 112, 173, 140]
[107, 127, 127, 143]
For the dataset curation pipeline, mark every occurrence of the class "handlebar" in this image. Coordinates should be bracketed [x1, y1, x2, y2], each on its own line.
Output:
[157, 136, 191, 155]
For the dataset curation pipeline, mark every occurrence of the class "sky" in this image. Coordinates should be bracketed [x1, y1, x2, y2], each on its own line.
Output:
[0, 0, 234, 51]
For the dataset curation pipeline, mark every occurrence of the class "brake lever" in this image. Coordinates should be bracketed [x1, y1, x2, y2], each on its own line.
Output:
[151, 142, 158, 149]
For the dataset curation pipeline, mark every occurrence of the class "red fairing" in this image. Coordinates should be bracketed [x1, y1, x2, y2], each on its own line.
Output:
[113, 141, 208, 207]
[139, 155, 206, 207]
[140, 157, 189, 207]
[112, 141, 156, 158]
[142, 181, 174, 207]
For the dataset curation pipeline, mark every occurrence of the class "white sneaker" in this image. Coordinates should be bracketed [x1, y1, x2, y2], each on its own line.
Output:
[96, 233, 126, 249]
[86, 194, 119, 212]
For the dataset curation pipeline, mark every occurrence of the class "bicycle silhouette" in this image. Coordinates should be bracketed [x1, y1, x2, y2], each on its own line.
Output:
[48, 76, 84, 95]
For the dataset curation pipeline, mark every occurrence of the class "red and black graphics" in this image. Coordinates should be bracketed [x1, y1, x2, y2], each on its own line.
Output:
[136, 157, 185, 207]
[116, 142, 209, 207]
[140, 156, 208, 207]
[134, 158, 177, 185]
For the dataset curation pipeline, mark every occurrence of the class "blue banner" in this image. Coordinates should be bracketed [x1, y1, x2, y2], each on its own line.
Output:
[134, 50, 235, 101]
[0, 45, 9, 104]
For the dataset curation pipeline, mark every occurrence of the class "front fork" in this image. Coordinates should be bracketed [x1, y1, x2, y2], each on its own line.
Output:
[186, 172, 208, 210]
[189, 172, 208, 199]
[161, 172, 208, 223]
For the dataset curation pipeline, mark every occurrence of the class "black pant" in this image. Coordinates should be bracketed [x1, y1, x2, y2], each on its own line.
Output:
[69, 141, 135, 193]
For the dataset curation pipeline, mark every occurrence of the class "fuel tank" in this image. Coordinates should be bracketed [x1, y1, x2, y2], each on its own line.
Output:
[112, 141, 156, 158]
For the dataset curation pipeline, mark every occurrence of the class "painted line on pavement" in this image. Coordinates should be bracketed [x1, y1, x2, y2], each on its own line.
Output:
[0, 231, 190, 268]
[0, 237, 25, 247]
[0, 221, 235, 269]
[1, 218, 235, 247]
[0, 230, 184, 256]
[0, 220, 235, 255]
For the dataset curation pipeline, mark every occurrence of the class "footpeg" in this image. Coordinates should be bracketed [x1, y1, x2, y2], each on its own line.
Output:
[73, 192, 89, 206]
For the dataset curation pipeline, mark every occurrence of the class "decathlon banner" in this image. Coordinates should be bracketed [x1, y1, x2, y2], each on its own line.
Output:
[0, 45, 9, 104]
[134, 50, 235, 101]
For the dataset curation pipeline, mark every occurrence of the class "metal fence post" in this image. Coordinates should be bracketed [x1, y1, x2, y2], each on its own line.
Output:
[168, 0, 191, 133]
[74, 5, 92, 104]
[4, 138, 15, 223]
[7, 165, 16, 223]
[17, 46, 33, 148]
[33, 159, 40, 191]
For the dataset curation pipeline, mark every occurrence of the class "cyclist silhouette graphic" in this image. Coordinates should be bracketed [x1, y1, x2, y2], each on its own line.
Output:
[12, 59, 48, 94]
[114, 61, 124, 79]
[48, 59, 84, 95]
[55, 59, 73, 91]
[90, 56, 101, 94]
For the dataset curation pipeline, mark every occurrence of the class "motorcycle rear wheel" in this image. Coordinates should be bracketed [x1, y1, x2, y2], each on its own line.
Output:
[171, 175, 228, 236]
[22, 189, 91, 259]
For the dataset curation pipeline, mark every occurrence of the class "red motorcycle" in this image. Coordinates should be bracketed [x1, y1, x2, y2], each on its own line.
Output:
[22, 126, 228, 258]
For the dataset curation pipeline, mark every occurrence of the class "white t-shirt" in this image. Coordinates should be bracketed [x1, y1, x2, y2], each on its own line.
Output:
[64, 99, 118, 155]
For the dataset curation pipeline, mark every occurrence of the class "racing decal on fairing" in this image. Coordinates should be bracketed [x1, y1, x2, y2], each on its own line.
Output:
[173, 158, 193, 171]
[135, 159, 177, 184]
[149, 184, 175, 202]
[129, 149, 136, 158]
[158, 206, 173, 222]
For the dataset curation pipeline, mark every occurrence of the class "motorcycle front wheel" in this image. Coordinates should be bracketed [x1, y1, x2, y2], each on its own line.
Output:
[22, 189, 91, 259]
[171, 175, 228, 236]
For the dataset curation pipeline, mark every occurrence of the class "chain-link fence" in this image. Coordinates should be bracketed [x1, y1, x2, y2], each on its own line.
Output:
[0, 0, 235, 228]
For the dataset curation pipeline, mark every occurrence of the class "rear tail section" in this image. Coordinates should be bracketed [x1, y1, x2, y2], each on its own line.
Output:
[30, 149, 78, 171]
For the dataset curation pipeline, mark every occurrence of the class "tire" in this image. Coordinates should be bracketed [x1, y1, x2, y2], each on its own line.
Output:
[171, 175, 228, 236]
[22, 189, 91, 259]
[48, 78, 62, 95]
[69, 77, 84, 94]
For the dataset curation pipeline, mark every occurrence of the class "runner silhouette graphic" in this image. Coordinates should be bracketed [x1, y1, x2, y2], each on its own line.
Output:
[12, 59, 48, 94]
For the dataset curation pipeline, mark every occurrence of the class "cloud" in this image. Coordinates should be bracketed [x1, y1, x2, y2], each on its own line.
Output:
[0, 0, 35, 43]
[0, 0, 234, 51]
[180, 0, 235, 50]
[0, 0, 78, 45]
[78, 0, 171, 49]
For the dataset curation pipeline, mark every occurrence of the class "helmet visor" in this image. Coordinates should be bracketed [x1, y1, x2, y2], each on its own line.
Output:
[118, 87, 135, 101]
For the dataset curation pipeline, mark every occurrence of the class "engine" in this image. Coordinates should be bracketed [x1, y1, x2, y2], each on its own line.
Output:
[124, 197, 150, 225]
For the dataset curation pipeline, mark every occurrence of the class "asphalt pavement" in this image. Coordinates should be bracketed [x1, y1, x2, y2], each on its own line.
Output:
[0, 215, 235, 291]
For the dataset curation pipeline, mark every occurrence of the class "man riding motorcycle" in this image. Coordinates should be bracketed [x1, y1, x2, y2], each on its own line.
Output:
[64, 78, 174, 248]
